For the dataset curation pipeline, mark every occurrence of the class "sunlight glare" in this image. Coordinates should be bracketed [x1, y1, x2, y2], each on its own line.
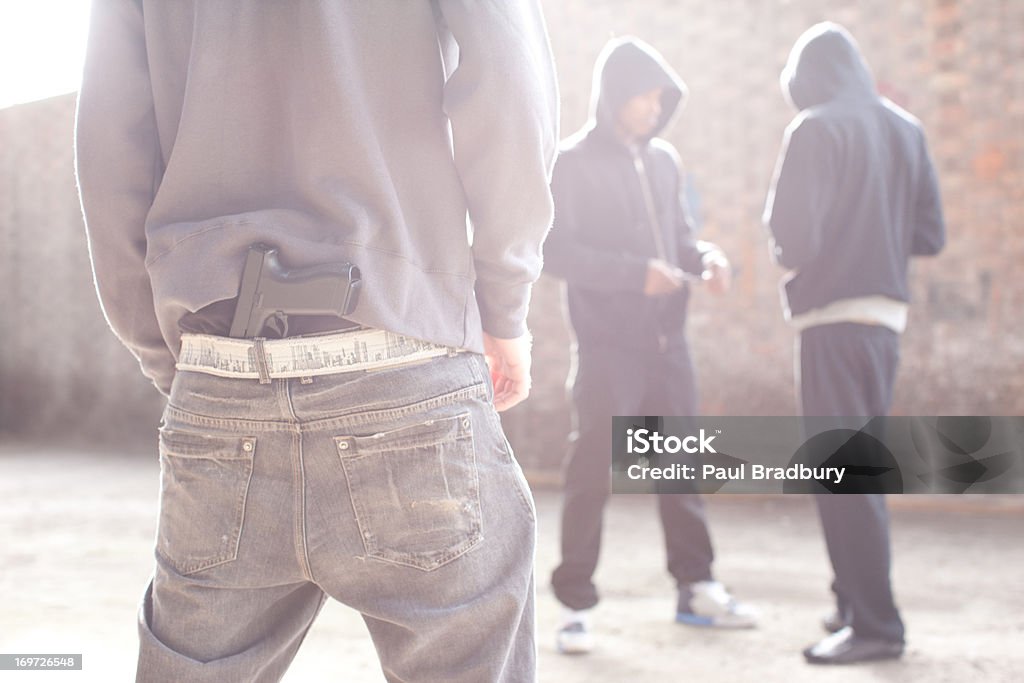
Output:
[0, 0, 92, 109]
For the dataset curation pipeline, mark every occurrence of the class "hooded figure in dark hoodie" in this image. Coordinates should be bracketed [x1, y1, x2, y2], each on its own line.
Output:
[544, 37, 755, 654]
[764, 23, 945, 664]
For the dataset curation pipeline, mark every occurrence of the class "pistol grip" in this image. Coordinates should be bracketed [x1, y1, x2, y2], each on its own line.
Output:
[229, 244, 276, 338]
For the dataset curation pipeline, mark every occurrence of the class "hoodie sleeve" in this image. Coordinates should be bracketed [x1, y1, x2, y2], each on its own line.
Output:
[76, 0, 175, 396]
[434, 0, 559, 339]
[674, 168, 715, 275]
[763, 116, 835, 271]
[910, 131, 946, 256]
[542, 154, 650, 292]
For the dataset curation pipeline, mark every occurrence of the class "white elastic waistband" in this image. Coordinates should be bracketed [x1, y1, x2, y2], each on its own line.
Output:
[788, 296, 908, 334]
[177, 330, 460, 383]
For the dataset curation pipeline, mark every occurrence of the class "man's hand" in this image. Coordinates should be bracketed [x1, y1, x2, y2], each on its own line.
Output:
[482, 331, 533, 412]
[643, 259, 685, 296]
[701, 250, 732, 295]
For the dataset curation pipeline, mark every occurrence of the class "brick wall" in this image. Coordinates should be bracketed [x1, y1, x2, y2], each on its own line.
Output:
[1, 2, 1021, 471]
[511, 0, 1024, 471]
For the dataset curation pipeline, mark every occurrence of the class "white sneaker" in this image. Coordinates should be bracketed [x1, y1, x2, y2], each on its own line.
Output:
[556, 608, 594, 654]
[676, 581, 757, 629]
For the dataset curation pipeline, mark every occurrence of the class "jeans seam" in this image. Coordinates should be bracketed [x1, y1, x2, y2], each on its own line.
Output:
[279, 381, 315, 582]
[287, 430, 310, 582]
[164, 405, 294, 431]
[484, 404, 536, 521]
[234, 447, 255, 572]
[164, 383, 487, 433]
[302, 384, 488, 432]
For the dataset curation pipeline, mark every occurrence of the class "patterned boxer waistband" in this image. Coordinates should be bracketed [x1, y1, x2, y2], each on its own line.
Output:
[177, 329, 460, 383]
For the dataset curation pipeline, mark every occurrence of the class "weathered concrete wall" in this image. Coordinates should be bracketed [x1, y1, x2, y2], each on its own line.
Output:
[0, 94, 163, 442]
[1, 1, 1021, 471]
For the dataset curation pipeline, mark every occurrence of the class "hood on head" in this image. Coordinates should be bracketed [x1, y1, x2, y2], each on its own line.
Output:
[590, 37, 687, 142]
[781, 22, 875, 110]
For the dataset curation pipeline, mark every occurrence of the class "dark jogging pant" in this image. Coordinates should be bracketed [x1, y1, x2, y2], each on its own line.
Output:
[552, 339, 714, 611]
[799, 322, 906, 643]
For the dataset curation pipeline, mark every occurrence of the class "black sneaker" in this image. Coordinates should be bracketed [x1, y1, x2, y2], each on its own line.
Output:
[803, 627, 904, 665]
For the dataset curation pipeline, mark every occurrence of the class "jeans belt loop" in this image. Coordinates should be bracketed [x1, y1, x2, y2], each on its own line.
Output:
[250, 338, 272, 384]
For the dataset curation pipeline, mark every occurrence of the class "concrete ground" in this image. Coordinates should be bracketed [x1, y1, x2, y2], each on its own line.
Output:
[1, 441, 1022, 682]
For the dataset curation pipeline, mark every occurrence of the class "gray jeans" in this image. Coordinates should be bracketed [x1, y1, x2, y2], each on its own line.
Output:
[136, 352, 537, 682]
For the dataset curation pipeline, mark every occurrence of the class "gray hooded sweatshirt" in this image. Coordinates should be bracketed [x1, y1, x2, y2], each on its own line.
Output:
[76, 1, 558, 395]
[764, 22, 945, 323]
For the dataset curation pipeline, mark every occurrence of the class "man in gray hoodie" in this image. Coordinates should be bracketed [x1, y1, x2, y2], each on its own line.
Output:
[76, 2, 557, 681]
[764, 22, 945, 664]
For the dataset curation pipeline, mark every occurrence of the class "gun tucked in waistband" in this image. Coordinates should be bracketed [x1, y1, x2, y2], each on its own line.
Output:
[229, 243, 362, 339]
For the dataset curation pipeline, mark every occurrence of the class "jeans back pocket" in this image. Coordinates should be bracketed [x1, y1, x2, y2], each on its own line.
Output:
[157, 429, 256, 575]
[336, 412, 482, 571]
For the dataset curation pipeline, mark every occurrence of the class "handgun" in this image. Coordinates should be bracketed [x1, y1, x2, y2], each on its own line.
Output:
[228, 243, 362, 339]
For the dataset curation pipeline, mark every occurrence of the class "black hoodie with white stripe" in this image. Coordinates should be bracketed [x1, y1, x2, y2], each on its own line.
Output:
[764, 22, 945, 328]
